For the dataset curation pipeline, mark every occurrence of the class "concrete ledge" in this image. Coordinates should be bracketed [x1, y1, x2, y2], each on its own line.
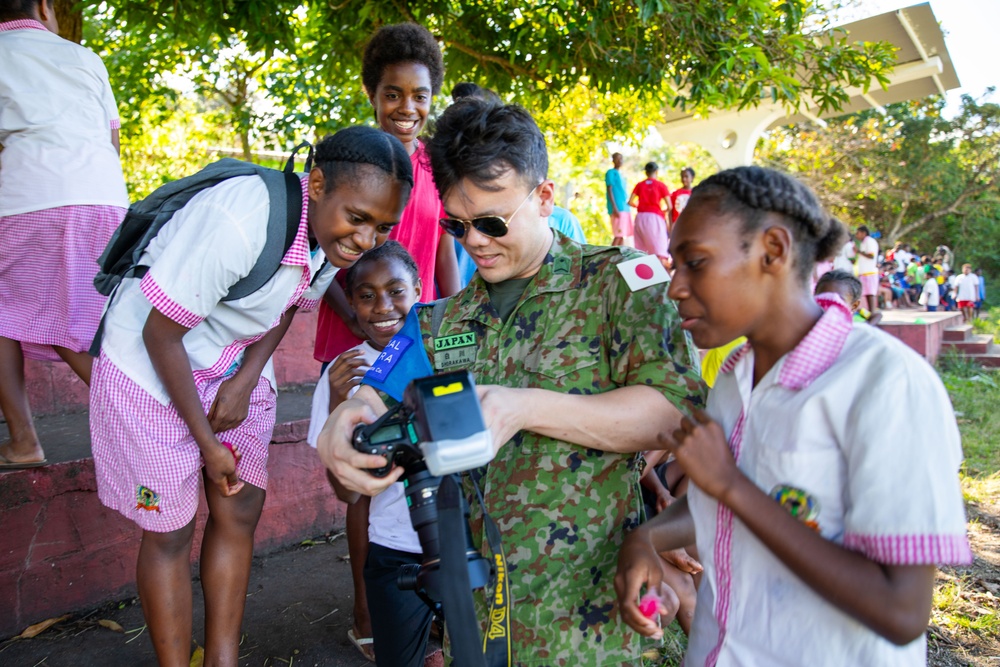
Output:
[0, 428, 344, 639]
[877, 310, 963, 364]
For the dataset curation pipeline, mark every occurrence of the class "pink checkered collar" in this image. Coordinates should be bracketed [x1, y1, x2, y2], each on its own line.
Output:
[0, 19, 47, 32]
[718, 293, 853, 390]
[279, 174, 311, 267]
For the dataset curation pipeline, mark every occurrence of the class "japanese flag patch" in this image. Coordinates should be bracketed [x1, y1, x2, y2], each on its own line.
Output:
[617, 254, 670, 291]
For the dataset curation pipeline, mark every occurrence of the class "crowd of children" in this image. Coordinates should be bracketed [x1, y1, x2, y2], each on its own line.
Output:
[0, 4, 978, 667]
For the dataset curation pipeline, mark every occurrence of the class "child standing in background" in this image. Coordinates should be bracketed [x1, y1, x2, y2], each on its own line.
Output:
[0, 0, 129, 469]
[617, 166, 969, 666]
[313, 23, 459, 368]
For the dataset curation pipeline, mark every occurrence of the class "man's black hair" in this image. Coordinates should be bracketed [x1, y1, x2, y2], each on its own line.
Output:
[645, 162, 658, 175]
[314, 125, 413, 196]
[426, 98, 547, 196]
[361, 23, 444, 97]
[0, 0, 46, 20]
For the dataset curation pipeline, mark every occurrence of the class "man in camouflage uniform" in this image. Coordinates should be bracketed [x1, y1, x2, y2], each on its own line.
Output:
[318, 99, 706, 666]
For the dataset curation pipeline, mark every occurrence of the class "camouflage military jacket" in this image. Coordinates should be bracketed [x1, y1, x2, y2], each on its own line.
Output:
[416, 233, 705, 666]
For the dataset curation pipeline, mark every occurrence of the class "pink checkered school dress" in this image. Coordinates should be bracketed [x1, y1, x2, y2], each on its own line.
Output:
[90, 174, 331, 533]
[0, 205, 125, 360]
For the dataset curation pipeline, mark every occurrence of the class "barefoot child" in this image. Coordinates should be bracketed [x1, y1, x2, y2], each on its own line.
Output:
[90, 126, 413, 666]
[615, 166, 970, 665]
[307, 240, 429, 666]
[0, 0, 128, 469]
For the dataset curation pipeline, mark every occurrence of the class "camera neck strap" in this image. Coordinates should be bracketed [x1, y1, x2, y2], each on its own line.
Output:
[470, 469, 512, 667]
[438, 474, 488, 667]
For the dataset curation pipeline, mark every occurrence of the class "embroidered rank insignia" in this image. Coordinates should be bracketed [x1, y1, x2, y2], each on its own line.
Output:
[617, 254, 670, 291]
[771, 484, 820, 531]
[135, 485, 162, 512]
[553, 255, 572, 275]
[434, 332, 477, 371]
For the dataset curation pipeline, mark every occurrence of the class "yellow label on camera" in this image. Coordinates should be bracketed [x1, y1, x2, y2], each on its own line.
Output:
[432, 382, 463, 397]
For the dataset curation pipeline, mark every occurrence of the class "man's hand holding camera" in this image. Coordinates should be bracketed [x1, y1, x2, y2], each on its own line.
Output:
[316, 386, 404, 497]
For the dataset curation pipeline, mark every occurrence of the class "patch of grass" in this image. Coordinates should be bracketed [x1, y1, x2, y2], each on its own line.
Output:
[640, 620, 686, 666]
[970, 305, 1000, 343]
[933, 574, 1000, 637]
[939, 366, 1000, 477]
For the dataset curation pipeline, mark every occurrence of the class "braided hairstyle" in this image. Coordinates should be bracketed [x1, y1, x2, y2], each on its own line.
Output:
[344, 240, 420, 296]
[689, 166, 846, 282]
[313, 126, 413, 197]
[426, 98, 547, 197]
[362, 23, 444, 97]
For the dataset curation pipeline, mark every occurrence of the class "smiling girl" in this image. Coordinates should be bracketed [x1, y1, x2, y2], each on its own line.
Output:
[306, 240, 425, 664]
[314, 23, 459, 368]
[615, 166, 970, 666]
[89, 126, 412, 667]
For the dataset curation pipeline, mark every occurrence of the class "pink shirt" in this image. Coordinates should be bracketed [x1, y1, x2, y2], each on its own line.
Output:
[389, 142, 445, 296]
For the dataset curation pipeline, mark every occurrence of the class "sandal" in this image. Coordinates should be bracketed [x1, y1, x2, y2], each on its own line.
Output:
[347, 627, 375, 662]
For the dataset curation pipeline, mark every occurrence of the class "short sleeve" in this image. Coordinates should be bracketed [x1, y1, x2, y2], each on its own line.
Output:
[296, 264, 337, 311]
[142, 176, 269, 328]
[841, 351, 971, 565]
[605, 255, 706, 413]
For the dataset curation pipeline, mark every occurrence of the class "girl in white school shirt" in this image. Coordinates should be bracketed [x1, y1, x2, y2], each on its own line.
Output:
[89, 126, 412, 667]
[616, 167, 970, 667]
[0, 0, 128, 469]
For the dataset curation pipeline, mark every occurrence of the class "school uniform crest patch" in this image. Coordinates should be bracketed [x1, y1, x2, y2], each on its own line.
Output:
[135, 485, 162, 512]
[771, 484, 819, 531]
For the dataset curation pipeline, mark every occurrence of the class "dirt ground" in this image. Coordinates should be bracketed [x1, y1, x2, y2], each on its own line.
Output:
[0, 533, 441, 667]
[929, 490, 1000, 667]
[2, 501, 997, 667]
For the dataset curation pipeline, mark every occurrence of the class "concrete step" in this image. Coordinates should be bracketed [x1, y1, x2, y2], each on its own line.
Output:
[943, 324, 974, 342]
[942, 333, 995, 355]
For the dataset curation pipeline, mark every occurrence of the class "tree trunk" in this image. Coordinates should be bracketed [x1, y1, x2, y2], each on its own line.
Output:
[55, 0, 82, 43]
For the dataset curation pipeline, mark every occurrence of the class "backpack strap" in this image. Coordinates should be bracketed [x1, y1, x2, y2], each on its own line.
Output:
[224, 142, 312, 300]
[430, 296, 453, 338]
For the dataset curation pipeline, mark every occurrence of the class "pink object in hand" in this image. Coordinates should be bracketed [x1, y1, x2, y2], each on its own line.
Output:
[221, 441, 237, 458]
[639, 593, 659, 618]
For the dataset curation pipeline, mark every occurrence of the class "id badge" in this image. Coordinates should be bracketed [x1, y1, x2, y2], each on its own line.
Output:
[434, 332, 477, 371]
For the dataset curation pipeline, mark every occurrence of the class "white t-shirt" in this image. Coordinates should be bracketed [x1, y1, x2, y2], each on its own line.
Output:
[0, 22, 128, 215]
[307, 341, 421, 554]
[99, 175, 335, 403]
[955, 273, 981, 302]
[894, 249, 912, 271]
[307, 341, 380, 447]
[855, 236, 879, 276]
[922, 278, 941, 307]
[685, 298, 970, 667]
[832, 241, 855, 272]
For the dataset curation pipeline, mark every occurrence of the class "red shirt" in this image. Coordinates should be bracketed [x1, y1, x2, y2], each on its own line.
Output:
[670, 188, 692, 222]
[631, 178, 670, 215]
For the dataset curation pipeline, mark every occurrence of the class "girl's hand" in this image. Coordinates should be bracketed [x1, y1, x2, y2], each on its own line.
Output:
[207, 374, 254, 433]
[328, 349, 367, 405]
[659, 547, 703, 576]
[614, 528, 679, 638]
[654, 487, 675, 514]
[660, 409, 744, 504]
[203, 440, 244, 496]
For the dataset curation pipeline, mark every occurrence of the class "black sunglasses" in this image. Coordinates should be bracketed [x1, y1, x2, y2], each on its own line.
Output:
[438, 185, 539, 239]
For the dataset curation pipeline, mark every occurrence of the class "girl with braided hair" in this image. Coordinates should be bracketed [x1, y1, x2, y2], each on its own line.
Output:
[89, 125, 412, 667]
[616, 166, 970, 665]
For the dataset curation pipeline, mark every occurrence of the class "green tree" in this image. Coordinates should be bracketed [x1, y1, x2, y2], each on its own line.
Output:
[90, 0, 894, 153]
[760, 91, 1000, 274]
